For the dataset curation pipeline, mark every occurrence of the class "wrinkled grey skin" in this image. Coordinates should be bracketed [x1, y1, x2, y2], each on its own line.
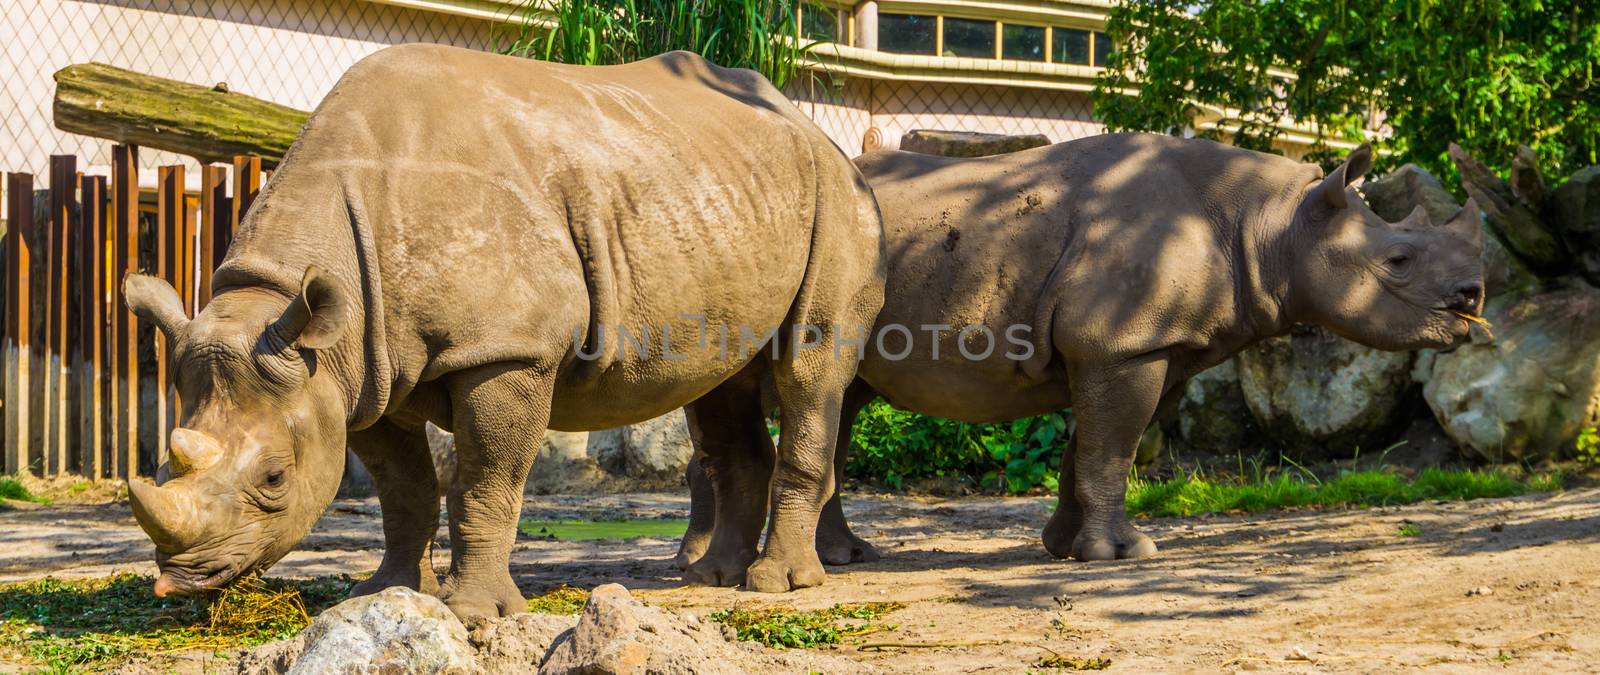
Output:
[121, 44, 884, 621]
[679, 134, 1484, 567]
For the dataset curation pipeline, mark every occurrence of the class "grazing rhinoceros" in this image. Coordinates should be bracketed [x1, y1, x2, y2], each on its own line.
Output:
[678, 134, 1484, 568]
[120, 44, 884, 619]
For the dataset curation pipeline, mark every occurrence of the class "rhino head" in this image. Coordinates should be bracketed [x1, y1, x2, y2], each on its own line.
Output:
[1286, 145, 1486, 351]
[123, 267, 351, 596]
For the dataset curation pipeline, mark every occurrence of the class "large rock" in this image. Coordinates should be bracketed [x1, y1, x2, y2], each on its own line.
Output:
[1550, 165, 1600, 285]
[1420, 288, 1600, 462]
[241, 588, 477, 675]
[1164, 359, 1262, 454]
[1236, 327, 1417, 460]
[429, 411, 693, 494]
[899, 129, 1050, 158]
[469, 613, 576, 672]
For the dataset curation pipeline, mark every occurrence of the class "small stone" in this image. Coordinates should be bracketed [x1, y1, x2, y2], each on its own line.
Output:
[1467, 586, 1495, 597]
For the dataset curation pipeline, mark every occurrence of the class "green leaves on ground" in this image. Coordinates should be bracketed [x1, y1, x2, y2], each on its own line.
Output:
[527, 585, 590, 614]
[709, 601, 903, 649]
[0, 574, 350, 671]
[1125, 466, 1562, 518]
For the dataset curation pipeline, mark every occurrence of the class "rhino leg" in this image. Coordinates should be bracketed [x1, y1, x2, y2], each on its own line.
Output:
[682, 368, 774, 586]
[815, 379, 880, 566]
[1042, 357, 1164, 561]
[673, 455, 719, 570]
[348, 417, 441, 597]
[437, 362, 552, 620]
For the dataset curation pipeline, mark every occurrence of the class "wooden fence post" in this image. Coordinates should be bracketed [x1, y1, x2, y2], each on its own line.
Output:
[197, 166, 229, 310]
[78, 175, 107, 478]
[46, 156, 77, 475]
[3, 173, 33, 476]
[230, 155, 261, 248]
[111, 145, 139, 479]
[155, 165, 192, 464]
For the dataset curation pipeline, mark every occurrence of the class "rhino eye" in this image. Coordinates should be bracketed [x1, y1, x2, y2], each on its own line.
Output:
[1384, 249, 1415, 273]
[264, 470, 285, 487]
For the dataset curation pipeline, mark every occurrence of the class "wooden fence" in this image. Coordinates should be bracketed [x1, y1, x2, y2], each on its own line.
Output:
[1, 146, 266, 480]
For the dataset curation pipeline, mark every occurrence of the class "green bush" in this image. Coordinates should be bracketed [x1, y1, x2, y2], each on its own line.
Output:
[846, 402, 1068, 494]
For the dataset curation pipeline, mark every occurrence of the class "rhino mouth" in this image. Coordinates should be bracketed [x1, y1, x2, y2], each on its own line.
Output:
[153, 556, 244, 597]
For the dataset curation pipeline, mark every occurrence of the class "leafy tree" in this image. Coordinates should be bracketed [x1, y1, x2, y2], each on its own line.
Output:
[1092, 0, 1599, 180]
[501, 0, 809, 88]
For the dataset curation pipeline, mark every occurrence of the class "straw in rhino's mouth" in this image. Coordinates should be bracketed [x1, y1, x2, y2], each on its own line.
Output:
[1453, 311, 1494, 339]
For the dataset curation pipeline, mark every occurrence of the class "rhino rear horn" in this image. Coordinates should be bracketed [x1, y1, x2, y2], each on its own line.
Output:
[124, 274, 190, 341]
[128, 479, 202, 552]
[1316, 144, 1375, 210]
[1445, 197, 1484, 246]
[271, 266, 351, 350]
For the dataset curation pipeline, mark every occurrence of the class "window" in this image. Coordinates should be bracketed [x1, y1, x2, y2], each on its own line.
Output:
[879, 13, 937, 55]
[801, 4, 839, 43]
[1002, 24, 1045, 61]
[1093, 31, 1113, 66]
[942, 17, 995, 58]
[1052, 27, 1090, 65]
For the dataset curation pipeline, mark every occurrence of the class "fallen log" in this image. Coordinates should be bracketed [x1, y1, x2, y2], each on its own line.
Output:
[53, 63, 307, 167]
[1448, 142, 1568, 276]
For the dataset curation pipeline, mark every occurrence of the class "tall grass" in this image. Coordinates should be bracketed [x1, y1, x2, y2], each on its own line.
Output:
[1126, 465, 1563, 518]
[500, 0, 811, 88]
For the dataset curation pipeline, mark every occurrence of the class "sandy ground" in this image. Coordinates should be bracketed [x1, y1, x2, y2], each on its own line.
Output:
[4, 487, 1599, 672]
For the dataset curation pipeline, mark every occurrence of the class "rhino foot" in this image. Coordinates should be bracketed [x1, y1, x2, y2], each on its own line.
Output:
[437, 572, 527, 621]
[744, 552, 826, 593]
[350, 565, 439, 598]
[816, 530, 880, 566]
[673, 531, 713, 571]
[683, 548, 756, 587]
[1068, 522, 1157, 562]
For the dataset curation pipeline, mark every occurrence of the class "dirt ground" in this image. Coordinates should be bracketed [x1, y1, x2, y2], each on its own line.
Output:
[4, 486, 1599, 672]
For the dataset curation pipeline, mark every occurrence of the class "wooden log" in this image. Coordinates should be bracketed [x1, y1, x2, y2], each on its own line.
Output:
[3, 173, 33, 476]
[1509, 145, 1548, 210]
[46, 156, 76, 475]
[78, 175, 107, 478]
[155, 165, 183, 467]
[111, 145, 140, 479]
[1448, 143, 1567, 277]
[53, 64, 307, 168]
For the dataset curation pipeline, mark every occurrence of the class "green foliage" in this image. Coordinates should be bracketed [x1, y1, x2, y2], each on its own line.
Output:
[1035, 653, 1113, 671]
[1093, 0, 1600, 180]
[0, 574, 349, 670]
[501, 0, 810, 88]
[846, 402, 1068, 494]
[0, 476, 49, 504]
[518, 518, 690, 541]
[1576, 427, 1599, 463]
[1125, 465, 1560, 518]
[527, 585, 590, 614]
[1397, 522, 1423, 537]
[709, 602, 901, 649]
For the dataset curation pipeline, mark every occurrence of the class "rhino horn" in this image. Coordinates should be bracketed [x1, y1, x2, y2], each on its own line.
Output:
[128, 479, 201, 552]
[169, 428, 223, 476]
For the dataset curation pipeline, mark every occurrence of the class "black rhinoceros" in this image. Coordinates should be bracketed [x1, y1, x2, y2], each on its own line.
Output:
[679, 134, 1485, 568]
[121, 44, 885, 620]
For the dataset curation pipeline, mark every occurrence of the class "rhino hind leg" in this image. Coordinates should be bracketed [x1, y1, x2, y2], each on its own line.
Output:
[436, 362, 554, 620]
[348, 417, 442, 597]
[1042, 357, 1164, 562]
[673, 457, 718, 570]
[815, 379, 880, 566]
[681, 366, 774, 586]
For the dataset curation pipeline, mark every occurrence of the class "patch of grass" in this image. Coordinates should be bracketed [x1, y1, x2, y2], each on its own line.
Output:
[709, 602, 903, 649]
[1126, 466, 1563, 518]
[0, 574, 350, 671]
[527, 585, 589, 615]
[0, 476, 50, 504]
[518, 519, 689, 541]
[1036, 653, 1113, 670]
[1397, 523, 1423, 537]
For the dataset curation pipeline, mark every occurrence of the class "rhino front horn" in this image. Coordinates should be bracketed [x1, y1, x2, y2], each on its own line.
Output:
[128, 479, 201, 552]
[169, 428, 223, 476]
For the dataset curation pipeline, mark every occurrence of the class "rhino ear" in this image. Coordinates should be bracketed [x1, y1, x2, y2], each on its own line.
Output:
[1316, 144, 1375, 210]
[124, 273, 190, 341]
[271, 266, 351, 350]
[1444, 197, 1484, 246]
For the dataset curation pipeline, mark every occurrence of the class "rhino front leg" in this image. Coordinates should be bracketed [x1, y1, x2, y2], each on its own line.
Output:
[438, 362, 552, 620]
[348, 417, 441, 597]
[682, 369, 774, 585]
[815, 379, 880, 566]
[674, 454, 719, 570]
[1043, 357, 1166, 561]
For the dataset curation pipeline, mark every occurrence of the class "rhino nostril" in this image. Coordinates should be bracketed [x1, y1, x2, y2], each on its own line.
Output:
[1449, 282, 1483, 311]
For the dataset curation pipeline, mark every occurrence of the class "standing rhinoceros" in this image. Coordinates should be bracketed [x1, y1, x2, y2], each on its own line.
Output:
[678, 134, 1484, 568]
[120, 44, 884, 620]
